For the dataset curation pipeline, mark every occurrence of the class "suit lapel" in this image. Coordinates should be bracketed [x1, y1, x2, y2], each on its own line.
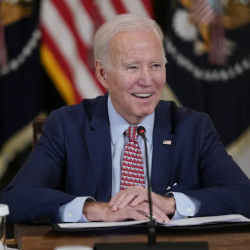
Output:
[83, 96, 112, 202]
[81, 98, 177, 200]
[151, 101, 176, 195]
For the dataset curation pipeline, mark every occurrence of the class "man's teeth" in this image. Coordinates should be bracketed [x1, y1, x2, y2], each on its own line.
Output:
[132, 93, 152, 98]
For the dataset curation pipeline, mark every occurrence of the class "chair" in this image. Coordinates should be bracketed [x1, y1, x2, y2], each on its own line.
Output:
[32, 114, 47, 146]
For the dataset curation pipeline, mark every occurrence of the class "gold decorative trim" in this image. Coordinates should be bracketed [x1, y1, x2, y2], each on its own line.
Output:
[0, 113, 46, 179]
[0, 2, 32, 26]
[161, 82, 182, 106]
[0, 122, 32, 179]
[40, 44, 76, 105]
[226, 126, 250, 159]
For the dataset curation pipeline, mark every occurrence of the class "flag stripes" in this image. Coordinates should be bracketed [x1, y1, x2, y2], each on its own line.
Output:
[40, 0, 153, 104]
[110, 0, 128, 14]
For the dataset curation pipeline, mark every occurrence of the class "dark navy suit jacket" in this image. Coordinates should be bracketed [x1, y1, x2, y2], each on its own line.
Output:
[2, 95, 250, 223]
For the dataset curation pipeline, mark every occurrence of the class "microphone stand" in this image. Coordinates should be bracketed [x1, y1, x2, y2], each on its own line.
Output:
[137, 126, 156, 246]
[94, 126, 208, 250]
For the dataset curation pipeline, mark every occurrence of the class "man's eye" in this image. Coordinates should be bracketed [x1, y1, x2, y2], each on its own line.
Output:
[152, 64, 162, 70]
[127, 65, 138, 70]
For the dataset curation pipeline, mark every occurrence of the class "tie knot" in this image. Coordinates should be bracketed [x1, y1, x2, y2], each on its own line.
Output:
[125, 126, 138, 141]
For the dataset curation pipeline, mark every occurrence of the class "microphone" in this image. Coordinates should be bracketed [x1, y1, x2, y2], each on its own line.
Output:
[137, 126, 156, 246]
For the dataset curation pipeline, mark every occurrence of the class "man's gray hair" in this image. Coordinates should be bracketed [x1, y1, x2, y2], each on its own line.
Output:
[94, 13, 166, 68]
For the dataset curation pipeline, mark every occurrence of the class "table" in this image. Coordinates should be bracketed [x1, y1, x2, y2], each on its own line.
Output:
[14, 223, 250, 250]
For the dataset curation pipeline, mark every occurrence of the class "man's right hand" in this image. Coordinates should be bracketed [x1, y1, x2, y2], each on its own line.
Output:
[83, 200, 169, 222]
[83, 200, 149, 222]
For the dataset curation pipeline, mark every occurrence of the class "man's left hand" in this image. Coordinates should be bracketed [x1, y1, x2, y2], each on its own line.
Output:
[109, 186, 176, 220]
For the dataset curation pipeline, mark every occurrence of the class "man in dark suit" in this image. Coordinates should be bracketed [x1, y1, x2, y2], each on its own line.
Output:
[1, 14, 250, 223]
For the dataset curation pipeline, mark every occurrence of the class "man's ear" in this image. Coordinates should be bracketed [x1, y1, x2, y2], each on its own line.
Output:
[95, 61, 108, 89]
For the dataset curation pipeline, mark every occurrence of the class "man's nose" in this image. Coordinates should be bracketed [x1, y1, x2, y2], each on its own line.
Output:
[138, 67, 152, 86]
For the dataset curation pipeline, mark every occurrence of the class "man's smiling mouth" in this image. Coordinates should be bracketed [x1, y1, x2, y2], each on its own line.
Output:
[132, 93, 153, 99]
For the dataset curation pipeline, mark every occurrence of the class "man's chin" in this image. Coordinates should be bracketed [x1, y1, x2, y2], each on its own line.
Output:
[135, 109, 154, 120]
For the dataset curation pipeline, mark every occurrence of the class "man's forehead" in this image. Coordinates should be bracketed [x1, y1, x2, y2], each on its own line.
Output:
[110, 30, 161, 52]
[111, 29, 158, 41]
[109, 30, 163, 60]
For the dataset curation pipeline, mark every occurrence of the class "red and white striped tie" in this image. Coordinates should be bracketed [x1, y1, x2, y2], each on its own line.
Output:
[120, 126, 145, 190]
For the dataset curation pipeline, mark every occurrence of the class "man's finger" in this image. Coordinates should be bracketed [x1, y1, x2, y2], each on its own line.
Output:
[116, 193, 138, 209]
[130, 194, 146, 207]
[109, 186, 148, 210]
[132, 202, 170, 223]
[151, 205, 170, 223]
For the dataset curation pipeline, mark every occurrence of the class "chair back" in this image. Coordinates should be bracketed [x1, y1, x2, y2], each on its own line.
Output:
[33, 114, 47, 146]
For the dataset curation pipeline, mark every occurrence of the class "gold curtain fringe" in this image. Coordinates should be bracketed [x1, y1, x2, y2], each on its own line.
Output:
[0, 112, 46, 180]
[227, 126, 250, 159]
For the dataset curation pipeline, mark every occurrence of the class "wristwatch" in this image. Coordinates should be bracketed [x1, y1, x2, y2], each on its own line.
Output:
[165, 192, 175, 219]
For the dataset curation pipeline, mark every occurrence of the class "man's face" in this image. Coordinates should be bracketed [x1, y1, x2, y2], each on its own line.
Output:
[97, 30, 166, 124]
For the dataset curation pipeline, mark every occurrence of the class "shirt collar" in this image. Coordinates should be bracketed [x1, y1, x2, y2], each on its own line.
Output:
[108, 96, 154, 145]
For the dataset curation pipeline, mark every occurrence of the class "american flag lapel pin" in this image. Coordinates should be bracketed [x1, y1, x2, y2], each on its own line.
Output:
[163, 140, 172, 145]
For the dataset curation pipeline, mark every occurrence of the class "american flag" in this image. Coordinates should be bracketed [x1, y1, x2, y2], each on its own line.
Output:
[40, 0, 153, 105]
[191, 0, 216, 25]
[209, 15, 226, 65]
[191, 0, 226, 64]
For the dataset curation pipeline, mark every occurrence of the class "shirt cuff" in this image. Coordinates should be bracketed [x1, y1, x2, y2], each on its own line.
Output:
[59, 197, 95, 222]
[172, 192, 200, 220]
